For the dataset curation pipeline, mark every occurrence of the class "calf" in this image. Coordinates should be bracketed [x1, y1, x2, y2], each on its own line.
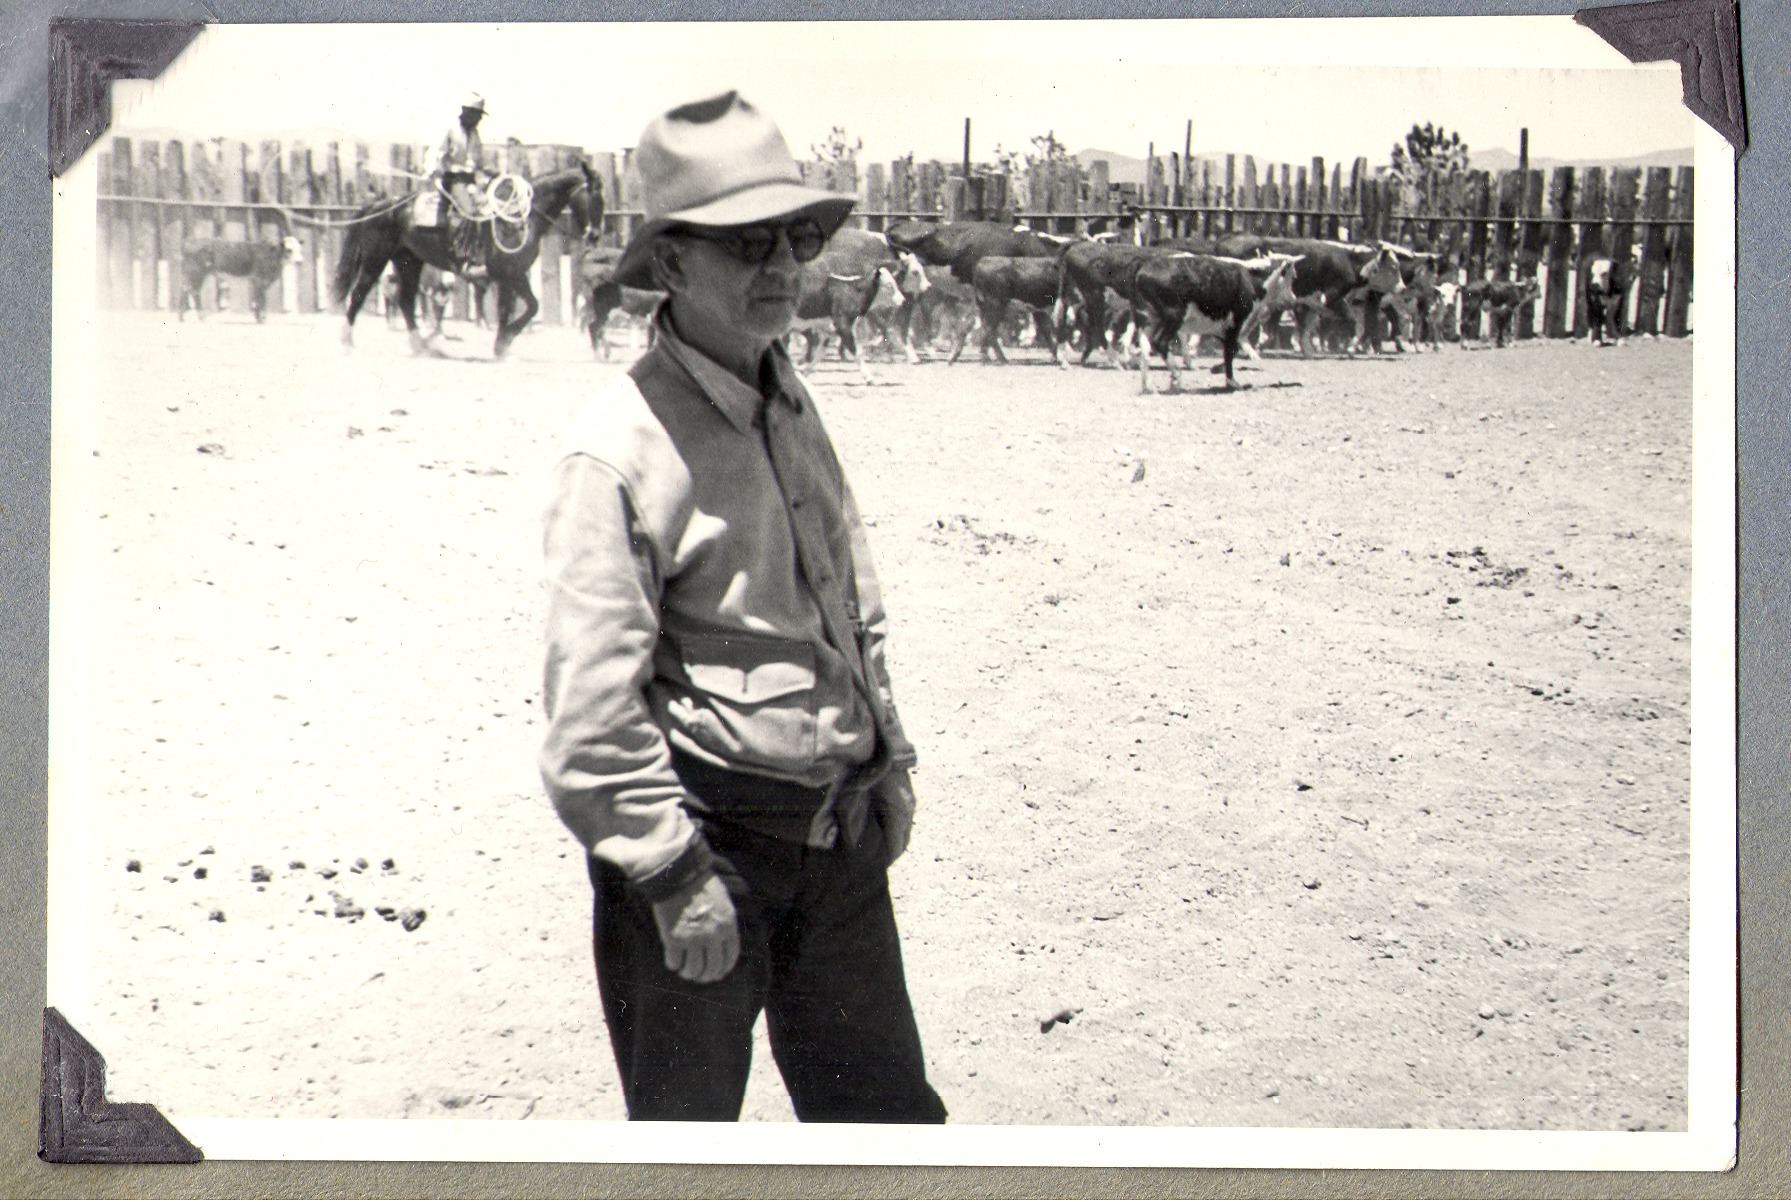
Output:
[1130, 254, 1289, 392]
[1583, 257, 1630, 346]
[905, 266, 979, 362]
[860, 256, 927, 363]
[1342, 246, 1411, 354]
[178, 234, 301, 322]
[1461, 278, 1541, 348]
[970, 255, 1065, 364]
[385, 265, 455, 338]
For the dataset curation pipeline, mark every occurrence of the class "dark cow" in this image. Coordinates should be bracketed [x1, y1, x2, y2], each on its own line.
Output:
[178, 234, 302, 322]
[968, 255, 1065, 364]
[575, 243, 663, 358]
[884, 219, 1062, 283]
[1055, 240, 1166, 365]
[1129, 254, 1296, 392]
[1583, 257, 1632, 346]
[1461, 277, 1542, 348]
[1228, 236, 1383, 357]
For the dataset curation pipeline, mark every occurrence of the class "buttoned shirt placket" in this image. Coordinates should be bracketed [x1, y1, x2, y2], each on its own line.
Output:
[759, 379, 881, 846]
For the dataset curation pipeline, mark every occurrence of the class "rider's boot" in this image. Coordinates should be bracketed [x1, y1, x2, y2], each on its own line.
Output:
[454, 218, 489, 284]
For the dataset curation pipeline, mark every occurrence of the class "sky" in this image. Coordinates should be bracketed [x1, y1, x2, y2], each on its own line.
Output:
[111, 19, 1693, 173]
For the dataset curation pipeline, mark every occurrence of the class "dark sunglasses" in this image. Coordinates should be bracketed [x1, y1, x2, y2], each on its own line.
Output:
[674, 218, 832, 265]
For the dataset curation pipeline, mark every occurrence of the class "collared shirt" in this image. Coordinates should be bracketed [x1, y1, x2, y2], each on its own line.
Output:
[432, 122, 483, 177]
[539, 307, 915, 884]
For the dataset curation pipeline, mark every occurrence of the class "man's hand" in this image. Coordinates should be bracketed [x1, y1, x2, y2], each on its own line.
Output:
[649, 873, 739, 983]
[874, 769, 917, 866]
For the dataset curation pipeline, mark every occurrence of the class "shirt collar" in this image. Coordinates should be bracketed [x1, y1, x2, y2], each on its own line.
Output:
[653, 307, 809, 434]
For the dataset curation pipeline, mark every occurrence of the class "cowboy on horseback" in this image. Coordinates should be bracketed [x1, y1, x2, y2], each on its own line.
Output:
[430, 91, 491, 282]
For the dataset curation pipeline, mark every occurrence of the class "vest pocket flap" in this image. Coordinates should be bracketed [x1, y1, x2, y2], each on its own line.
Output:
[680, 634, 816, 704]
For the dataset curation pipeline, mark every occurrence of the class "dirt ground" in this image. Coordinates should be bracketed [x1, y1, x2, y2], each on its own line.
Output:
[72, 305, 1693, 1131]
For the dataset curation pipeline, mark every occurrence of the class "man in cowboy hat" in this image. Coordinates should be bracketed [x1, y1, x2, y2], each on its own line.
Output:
[429, 92, 489, 281]
[538, 91, 946, 1124]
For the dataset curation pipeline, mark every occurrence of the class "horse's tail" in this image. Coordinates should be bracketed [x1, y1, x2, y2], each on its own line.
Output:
[331, 218, 375, 307]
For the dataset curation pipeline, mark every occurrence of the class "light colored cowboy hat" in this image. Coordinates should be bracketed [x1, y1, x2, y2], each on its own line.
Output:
[461, 92, 487, 115]
[613, 90, 856, 290]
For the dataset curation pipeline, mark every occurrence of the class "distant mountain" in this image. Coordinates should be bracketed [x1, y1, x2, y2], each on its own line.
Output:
[1470, 145, 1694, 172]
[1074, 148, 1146, 185]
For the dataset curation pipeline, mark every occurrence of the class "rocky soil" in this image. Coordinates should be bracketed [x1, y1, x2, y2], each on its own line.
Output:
[71, 308, 1693, 1131]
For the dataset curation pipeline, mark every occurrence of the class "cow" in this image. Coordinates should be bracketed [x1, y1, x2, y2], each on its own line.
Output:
[585, 280, 665, 358]
[968, 255, 1066, 364]
[1583, 257, 1631, 346]
[575, 243, 663, 358]
[1228, 236, 1384, 357]
[1388, 254, 1455, 351]
[1340, 245, 1411, 354]
[884, 218, 1062, 283]
[385, 265, 456, 338]
[907, 266, 979, 362]
[1129, 254, 1296, 392]
[1460, 277, 1541, 347]
[1055, 240, 1166, 365]
[789, 227, 904, 380]
[178, 234, 302, 322]
[859, 254, 929, 363]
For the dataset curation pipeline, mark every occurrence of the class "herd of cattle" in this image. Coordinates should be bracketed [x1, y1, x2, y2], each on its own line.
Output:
[576, 219, 1637, 390]
[168, 218, 1634, 385]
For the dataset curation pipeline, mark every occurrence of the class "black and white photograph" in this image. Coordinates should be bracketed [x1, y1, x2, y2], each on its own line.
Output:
[46, 16, 1734, 1168]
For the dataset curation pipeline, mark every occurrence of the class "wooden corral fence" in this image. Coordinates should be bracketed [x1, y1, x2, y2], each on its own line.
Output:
[95, 135, 608, 327]
[100, 134, 1694, 340]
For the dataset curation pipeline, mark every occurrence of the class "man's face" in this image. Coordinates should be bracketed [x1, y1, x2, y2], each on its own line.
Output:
[461, 108, 483, 129]
[661, 224, 810, 345]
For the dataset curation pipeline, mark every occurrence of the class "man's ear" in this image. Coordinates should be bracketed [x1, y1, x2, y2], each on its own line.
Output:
[648, 238, 683, 292]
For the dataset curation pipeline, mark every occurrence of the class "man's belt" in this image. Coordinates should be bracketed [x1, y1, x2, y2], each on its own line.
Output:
[670, 747, 869, 849]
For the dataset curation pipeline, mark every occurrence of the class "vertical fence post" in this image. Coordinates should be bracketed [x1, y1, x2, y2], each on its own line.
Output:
[1572, 166, 1608, 337]
[135, 140, 161, 310]
[1463, 171, 1490, 284]
[863, 162, 887, 232]
[1633, 166, 1673, 336]
[1516, 168, 1546, 337]
[1438, 171, 1465, 275]
[1222, 154, 1236, 233]
[1307, 156, 1324, 239]
[162, 139, 187, 313]
[1605, 166, 1641, 334]
[289, 142, 318, 313]
[1239, 155, 1257, 235]
[1490, 170, 1522, 280]
[106, 139, 134, 309]
[1664, 165, 1695, 336]
[1542, 166, 1575, 337]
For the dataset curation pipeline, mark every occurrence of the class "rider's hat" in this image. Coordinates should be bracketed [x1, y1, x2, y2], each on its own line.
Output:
[461, 92, 487, 115]
[613, 90, 854, 290]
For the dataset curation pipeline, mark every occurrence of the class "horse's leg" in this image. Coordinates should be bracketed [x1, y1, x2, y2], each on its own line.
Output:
[494, 276, 539, 358]
[386, 250, 435, 356]
[341, 261, 386, 348]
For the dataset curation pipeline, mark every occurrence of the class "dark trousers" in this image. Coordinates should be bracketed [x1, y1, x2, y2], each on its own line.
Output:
[589, 813, 946, 1123]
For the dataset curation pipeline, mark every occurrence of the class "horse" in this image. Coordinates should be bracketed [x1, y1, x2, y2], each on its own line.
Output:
[331, 164, 602, 359]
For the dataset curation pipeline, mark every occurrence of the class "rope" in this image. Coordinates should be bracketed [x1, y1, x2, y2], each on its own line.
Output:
[438, 173, 535, 254]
